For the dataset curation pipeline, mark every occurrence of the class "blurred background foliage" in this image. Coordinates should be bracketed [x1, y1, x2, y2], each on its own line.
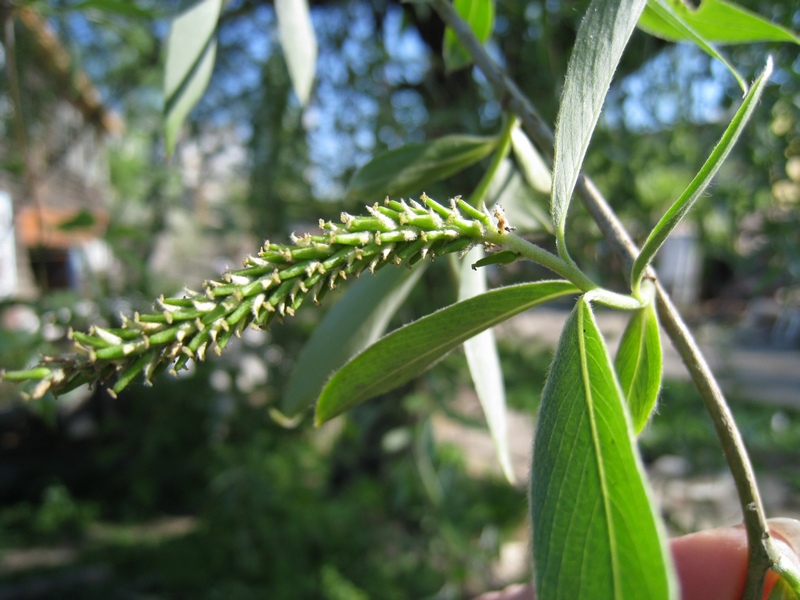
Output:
[0, 0, 798, 598]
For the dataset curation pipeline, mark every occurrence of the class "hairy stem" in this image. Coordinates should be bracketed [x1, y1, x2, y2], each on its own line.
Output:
[430, 0, 776, 596]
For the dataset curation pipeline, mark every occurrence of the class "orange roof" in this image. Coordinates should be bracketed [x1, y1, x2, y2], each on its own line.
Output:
[17, 206, 109, 249]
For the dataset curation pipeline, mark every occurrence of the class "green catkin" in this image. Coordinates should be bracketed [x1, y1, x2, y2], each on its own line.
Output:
[2, 196, 497, 398]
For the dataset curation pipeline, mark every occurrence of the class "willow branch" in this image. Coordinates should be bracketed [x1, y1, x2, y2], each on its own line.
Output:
[430, 0, 776, 597]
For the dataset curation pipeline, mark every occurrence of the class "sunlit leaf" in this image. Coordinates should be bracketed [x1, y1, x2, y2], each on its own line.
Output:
[282, 264, 426, 416]
[275, 0, 317, 105]
[443, 0, 495, 72]
[641, 0, 745, 91]
[459, 246, 515, 483]
[531, 297, 676, 599]
[551, 0, 647, 261]
[639, 0, 800, 45]
[163, 0, 222, 155]
[316, 280, 578, 425]
[347, 135, 498, 201]
[615, 304, 662, 433]
[631, 58, 772, 290]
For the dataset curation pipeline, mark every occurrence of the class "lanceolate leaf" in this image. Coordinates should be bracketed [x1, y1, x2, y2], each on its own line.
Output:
[639, 0, 800, 45]
[282, 264, 426, 416]
[275, 0, 317, 106]
[163, 0, 222, 155]
[531, 297, 675, 599]
[641, 0, 745, 92]
[551, 0, 647, 261]
[631, 58, 773, 291]
[511, 126, 551, 195]
[347, 135, 499, 202]
[443, 0, 495, 72]
[615, 304, 662, 434]
[459, 246, 515, 483]
[315, 280, 578, 425]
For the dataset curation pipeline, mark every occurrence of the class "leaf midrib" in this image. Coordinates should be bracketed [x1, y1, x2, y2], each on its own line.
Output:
[578, 301, 622, 600]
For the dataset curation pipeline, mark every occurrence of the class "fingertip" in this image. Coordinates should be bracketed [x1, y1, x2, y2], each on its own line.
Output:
[671, 527, 749, 600]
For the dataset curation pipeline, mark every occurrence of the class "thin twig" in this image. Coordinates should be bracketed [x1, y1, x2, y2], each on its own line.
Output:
[430, 0, 776, 597]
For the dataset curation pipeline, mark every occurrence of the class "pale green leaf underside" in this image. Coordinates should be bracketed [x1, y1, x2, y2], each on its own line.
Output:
[163, 0, 223, 156]
[315, 280, 578, 425]
[551, 0, 647, 259]
[275, 0, 317, 105]
[615, 304, 662, 434]
[511, 126, 551, 195]
[443, 0, 494, 72]
[347, 135, 498, 201]
[282, 264, 426, 416]
[642, 0, 745, 91]
[631, 58, 773, 289]
[459, 246, 515, 483]
[639, 0, 800, 45]
[531, 298, 675, 600]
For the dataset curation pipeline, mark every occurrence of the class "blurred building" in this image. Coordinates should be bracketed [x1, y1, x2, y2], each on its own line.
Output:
[0, 6, 122, 299]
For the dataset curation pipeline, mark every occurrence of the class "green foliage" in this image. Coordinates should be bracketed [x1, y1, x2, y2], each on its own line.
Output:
[274, 0, 316, 106]
[458, 246, 514, 483]
[531, 298, 675, 599]
[316, 280, 578, 425]
[443, 0, 495, 72]
[615, 303, 663, 434]
[282, 265, 427, 416]
[163, 0, 222, 155]
[346, 134, 499, 202]
[631, 58, 773, 292]
[4, 0, 800, 598]
[639, 0, 800, 44]
[551, 0, 647, 262]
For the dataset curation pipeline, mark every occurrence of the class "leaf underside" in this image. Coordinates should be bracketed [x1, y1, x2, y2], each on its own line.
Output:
[282, 264, 426, 416]
[459, 246, 515, 483]
[615, 304, 663, 434]
[347, 134, 499, 202]
[531, 298, 675, 600]
[550, 0, 647, 257]
[163, 0, 223, 155]
[315, 280, 579, 425]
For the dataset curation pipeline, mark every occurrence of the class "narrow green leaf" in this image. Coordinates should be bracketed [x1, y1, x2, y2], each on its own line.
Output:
[631, 58, 773, 291]
[163, 0, 222, 156]
[614, 304, 662, 433]
[511, 126, 551, 195]
[459, 246, 515, 483]
[642, 0, 745, 92]
[443, 0, 495, 72]
[282, 264, 426, 416]
[551, 0, 647, 261]
[275, 0, 317, 105]
[639, 0, 800, 45]
[72, 0, 165, 18]
[472, 249, 517, 269]
[347, 135, 498, 202]
[315, 280, 578, 425]
[531, 297, 675, 600]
